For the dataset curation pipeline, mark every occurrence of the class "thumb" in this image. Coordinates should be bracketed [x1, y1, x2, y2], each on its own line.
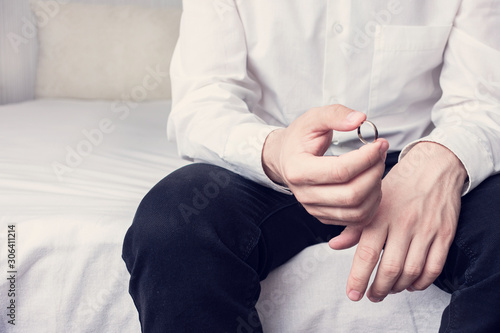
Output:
[300, 104, 367, 134]
[329, 226, 363, 250]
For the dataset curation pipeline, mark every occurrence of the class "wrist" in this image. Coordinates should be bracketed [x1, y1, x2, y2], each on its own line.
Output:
[403, 142, 468, 189]
[262, 128, 286, 185]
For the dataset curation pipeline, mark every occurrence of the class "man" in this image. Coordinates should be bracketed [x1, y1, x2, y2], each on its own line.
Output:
[123, 0, 500, 331]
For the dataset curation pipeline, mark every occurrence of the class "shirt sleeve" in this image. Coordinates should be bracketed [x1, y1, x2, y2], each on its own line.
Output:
[400, 0, 500, 195]
[168, 0, 288, 193]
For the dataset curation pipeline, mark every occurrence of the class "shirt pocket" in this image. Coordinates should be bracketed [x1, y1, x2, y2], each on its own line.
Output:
[368, 25, 452, 117]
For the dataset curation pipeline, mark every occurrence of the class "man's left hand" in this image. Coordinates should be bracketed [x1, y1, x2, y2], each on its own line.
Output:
[329, 142, 467, 302]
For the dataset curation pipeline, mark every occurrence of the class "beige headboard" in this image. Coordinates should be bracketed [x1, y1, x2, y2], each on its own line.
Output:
[0, 0, 183, 105]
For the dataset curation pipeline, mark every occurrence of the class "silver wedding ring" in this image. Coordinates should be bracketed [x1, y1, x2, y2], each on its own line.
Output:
[357, 121, 378, 145]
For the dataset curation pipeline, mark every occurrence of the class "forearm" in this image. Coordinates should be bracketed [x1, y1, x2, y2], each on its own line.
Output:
[169, 0, 287, 189]
[418, 0, 500, 193]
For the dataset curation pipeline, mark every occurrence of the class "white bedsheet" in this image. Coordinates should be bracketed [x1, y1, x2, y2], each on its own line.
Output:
[0, 99, 187, 333]
[0, 99, 450, 332]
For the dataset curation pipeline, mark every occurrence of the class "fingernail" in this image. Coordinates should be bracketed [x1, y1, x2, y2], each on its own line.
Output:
[407, 286, 416, 292]
[348, 290, 362, 301]
[346, 111, 364, 124]
[370, 297, 384, 303]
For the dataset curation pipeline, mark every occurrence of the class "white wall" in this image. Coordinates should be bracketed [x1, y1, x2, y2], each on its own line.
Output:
[0, 0, 183, 105]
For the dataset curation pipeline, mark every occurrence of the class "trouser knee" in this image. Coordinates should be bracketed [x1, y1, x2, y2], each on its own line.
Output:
[122, 163, 248, 269]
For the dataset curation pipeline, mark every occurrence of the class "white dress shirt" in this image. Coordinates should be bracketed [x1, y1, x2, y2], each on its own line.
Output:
[169, 0, 500, 194]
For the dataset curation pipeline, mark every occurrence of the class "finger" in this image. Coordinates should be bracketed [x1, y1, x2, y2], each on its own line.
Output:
[302, 181, 382, 225]
[410, 238, 449, 291]
[294, 158, 385, 207]
[346, 225, 387, 301]
[293, 139, 389, 186]
[329, 226, 363, 250]
[390, 237, 431, 293]
[299, 105, 367, 134]
[366, 229, 413, 301]
[366, 231, 411, 302]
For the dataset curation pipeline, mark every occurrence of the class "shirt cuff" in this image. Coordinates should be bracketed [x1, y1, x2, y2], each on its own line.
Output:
[222, 122, 292, 195]
[399, 126, 494, 196]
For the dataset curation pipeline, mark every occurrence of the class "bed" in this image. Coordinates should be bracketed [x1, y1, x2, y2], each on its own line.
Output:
[0, 1, 451, 332]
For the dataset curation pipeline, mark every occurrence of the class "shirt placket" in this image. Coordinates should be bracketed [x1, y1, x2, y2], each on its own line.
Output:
[323, 0, 352, 148]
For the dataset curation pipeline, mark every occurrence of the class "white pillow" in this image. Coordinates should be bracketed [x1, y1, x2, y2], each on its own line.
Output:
[31, 1, 181, 101]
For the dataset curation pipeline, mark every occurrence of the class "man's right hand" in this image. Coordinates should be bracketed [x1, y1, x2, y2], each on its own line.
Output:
[262, 104, 389, 227]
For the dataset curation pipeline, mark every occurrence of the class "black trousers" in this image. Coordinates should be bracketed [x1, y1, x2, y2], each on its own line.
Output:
[123, 153, 500, 332]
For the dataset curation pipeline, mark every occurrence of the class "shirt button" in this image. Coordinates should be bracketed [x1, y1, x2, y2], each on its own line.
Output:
[334, 23, 344, 33]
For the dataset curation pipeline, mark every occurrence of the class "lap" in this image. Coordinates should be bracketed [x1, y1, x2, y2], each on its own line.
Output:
[134, 162, 500, 284]
[435, 173, 500, 292]
[128, 163, 343, 279]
